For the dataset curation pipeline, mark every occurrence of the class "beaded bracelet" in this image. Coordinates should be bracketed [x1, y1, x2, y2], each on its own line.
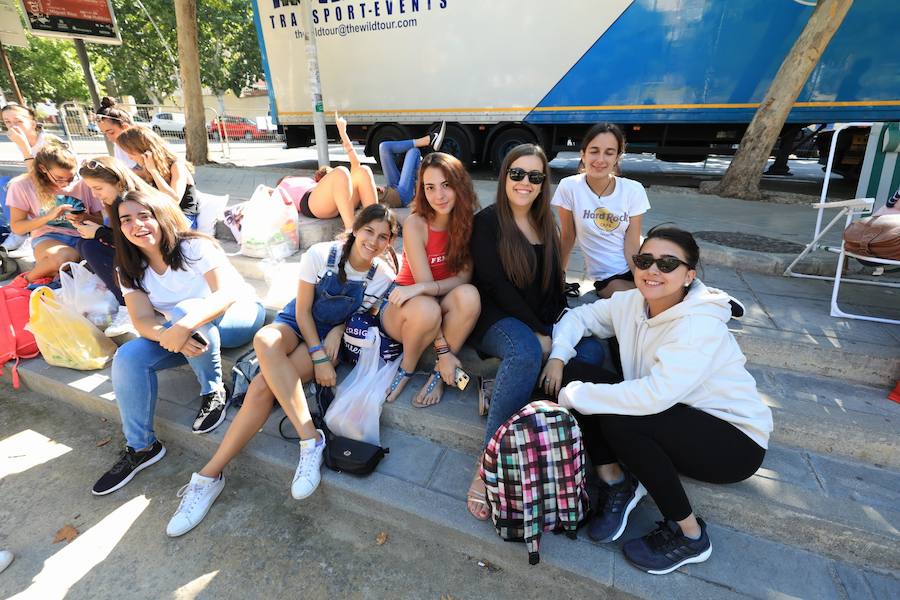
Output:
[308, 344, 323, 355]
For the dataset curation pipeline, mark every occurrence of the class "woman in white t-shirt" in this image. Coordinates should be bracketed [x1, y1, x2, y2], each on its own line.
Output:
[162, 204, 398, 538]
[91, 190, 265, 497]
[552, 123, 650, 299]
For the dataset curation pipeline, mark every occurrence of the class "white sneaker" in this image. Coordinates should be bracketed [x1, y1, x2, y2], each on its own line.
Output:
[0, 550, 13, 573]
[430, 121, 447, 152]
[291, 430, 325, 500]
[166, 472, 225, 537]
[1, 232, 27, 252]
[104, 306, 135, 337]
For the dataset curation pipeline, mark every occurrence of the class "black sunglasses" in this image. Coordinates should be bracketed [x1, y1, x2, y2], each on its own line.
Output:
[507, 167, 546, 184]
[632, 253, 694, 273]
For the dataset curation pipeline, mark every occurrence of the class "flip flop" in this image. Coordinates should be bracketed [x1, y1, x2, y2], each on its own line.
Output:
[385, 366, 412, 401]
[413, 369, 443, 408]
[467, 474, 490, 521]
[478, 376, 494, 417]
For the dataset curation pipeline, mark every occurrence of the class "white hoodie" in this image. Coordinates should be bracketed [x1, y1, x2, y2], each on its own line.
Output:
[550, 281, 773, 449]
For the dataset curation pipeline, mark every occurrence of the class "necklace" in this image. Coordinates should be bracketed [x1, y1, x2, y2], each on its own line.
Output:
[589, 176, 614, 199]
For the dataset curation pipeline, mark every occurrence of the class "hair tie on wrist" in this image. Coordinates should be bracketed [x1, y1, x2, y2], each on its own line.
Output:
[308, 344, 323, 355]
[312, 356, 330, 365]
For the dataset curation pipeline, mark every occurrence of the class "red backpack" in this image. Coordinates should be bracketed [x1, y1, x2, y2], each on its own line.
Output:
[0, 280, 39, 388]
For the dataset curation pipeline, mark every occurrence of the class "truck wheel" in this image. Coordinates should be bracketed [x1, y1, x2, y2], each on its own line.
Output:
[438, 124, 473, 165]
[490, 127, 536, 172]
[371, 125, 409, 169]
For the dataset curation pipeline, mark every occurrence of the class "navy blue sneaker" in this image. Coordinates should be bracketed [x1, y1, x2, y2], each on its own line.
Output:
[587, 472, 647, 542]
[623, 517, 712, 575]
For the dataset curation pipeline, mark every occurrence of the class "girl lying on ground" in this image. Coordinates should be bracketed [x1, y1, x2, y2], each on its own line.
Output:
[273, 113, 378, 231]
[91, 190, 265, 497]
[375, 121, 446, 208]
[164, 204, 398, 537]
[76, 156, 158, 336]
[6, 142, 103, 283]
[544, 225, 773, 574]
[117, 126, 200, 228]
[380, 152, 481, 407]
[466, 143, 605, 520]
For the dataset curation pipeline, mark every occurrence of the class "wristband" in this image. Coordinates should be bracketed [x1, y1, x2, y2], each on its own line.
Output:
[312, 356, 330, 365]
[308, 344, 323, 355]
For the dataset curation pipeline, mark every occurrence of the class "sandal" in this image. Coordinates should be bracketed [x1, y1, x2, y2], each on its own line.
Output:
[467, 472, 490, 521]
[385, 366, 412, 402]
[564, 281, 581, 298]
[412, 369, 443, 408]
[477, 376, 494, 417]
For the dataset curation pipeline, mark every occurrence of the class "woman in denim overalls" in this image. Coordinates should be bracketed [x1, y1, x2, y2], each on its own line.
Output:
[163, 205, 398, 538]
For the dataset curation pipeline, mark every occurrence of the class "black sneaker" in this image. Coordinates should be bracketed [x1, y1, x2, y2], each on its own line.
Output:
[728, 296, 745, 320]
[92, 441, 166, 496]
[430, 121, 447, 152]
[193, 388, 228, 434]
[623, 517, 712, 575]
[587, 472, 647, 542]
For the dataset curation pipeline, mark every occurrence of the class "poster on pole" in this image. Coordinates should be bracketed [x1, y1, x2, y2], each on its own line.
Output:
[19, 0, 122, 44]
[0, 0, 27, 47]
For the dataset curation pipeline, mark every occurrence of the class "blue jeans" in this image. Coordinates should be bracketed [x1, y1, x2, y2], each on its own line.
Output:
[379, 140, 420, 206]
[476, 317, 606, 448]
[113, 297, 265, 449]
[77, 238, 124, 305]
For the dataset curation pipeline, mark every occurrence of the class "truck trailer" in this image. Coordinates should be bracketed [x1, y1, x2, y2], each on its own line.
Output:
[252, 0, 900, 170]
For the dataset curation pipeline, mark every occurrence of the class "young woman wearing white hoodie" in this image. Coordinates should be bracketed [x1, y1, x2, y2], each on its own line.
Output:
[541, 225, 773, 575]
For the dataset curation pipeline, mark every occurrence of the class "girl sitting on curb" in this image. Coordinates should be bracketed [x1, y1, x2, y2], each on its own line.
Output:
[91, 190, 265, 497]
[544, 225, 772, 574]
[6, 142, 103, 283]
[164, 204, 398, 537]
[381, 152, 481, 407]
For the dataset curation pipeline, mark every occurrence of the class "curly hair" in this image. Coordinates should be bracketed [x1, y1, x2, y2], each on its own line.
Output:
[411, 152, 479, 274]
[24, 141, 78, 211]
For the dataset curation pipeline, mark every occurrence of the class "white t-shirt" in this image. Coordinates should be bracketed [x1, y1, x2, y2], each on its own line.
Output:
[551, 174, 651, 281]
[298, 241, 396, 311]
[113, 144, 137, 169]
[119, 237, 255, 319]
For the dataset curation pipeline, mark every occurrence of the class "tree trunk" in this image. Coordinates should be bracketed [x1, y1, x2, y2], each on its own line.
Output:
[174, 0, 208, 165]
[711, 0, 853, 200]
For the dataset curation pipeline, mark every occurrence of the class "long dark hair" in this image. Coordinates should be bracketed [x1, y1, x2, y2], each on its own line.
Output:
[412, 152, 479, 274]
[336, 204, 400, 283]
[495, 144, 561, 291]
[110, 190, 206, 293]
[95, 96, 134, 126]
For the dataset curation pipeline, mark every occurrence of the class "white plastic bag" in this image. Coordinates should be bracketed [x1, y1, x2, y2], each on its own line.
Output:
[195, 190, 229, 236]
[239, 184, 299, 259]
[57, 261, 119, 330]
[325, 327, 401, 445]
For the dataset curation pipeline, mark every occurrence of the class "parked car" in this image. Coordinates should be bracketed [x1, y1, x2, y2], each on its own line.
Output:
[150, 112, 186, 137]
[208, 115, 266, 140]
[133, 114, 153, 129]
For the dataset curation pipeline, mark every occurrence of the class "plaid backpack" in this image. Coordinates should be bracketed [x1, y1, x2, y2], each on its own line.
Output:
[481, 400, 590, 565]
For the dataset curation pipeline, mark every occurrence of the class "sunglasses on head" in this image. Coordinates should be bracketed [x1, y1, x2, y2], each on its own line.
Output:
[507, 167, 546, 184]
[632, 253, 693, 273]
[83, 159, 114, 173]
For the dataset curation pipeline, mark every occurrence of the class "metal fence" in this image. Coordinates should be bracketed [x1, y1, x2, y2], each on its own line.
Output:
[41, 101, 283, 161]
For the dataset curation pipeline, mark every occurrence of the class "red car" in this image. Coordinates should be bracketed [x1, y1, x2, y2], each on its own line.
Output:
[208, 116, 266, 140]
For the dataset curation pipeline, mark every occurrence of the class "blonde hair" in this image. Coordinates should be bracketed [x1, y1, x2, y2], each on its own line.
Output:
[116, 127, 194, 186]
[18, 141, 78, 211]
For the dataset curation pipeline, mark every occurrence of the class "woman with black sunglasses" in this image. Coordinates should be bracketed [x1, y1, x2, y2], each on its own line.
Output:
[544, 225, 772, 575]
[465, 143, 606, 521]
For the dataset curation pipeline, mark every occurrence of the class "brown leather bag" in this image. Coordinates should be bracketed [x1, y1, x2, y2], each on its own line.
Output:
[842, 214, 900, 260]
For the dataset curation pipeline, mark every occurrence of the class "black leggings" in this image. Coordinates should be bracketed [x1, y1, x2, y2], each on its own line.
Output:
[565, 363, 765, 521]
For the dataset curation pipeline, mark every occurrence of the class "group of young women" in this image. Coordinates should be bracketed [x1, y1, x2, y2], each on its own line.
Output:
[2, 102, 771, 575]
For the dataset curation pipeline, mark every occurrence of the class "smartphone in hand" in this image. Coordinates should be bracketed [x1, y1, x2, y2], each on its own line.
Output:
[191, 331, 209, 347]
[454, 367, 470, 391]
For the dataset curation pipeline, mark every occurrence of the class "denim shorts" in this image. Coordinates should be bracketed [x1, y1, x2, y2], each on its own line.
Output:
[32, 231, 80, 249]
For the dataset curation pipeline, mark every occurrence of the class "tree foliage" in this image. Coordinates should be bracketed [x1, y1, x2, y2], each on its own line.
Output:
[198, 0, 264, 97]
[1, 34, 110, 104]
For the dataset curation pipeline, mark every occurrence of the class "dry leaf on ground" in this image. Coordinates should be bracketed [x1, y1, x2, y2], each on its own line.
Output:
[53, 524, 79, 544]
[96, 437, 111, 447]
[375, 531, 388, 545]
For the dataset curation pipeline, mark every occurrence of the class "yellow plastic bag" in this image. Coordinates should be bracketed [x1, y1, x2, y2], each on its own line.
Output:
[26, 287, 117, 370]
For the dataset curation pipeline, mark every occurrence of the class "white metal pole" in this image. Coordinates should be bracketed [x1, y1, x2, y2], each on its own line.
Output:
[301, 0, 329, 168]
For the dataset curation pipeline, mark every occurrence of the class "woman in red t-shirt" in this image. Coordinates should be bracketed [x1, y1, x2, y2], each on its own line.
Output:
[381, 152, 481, 407]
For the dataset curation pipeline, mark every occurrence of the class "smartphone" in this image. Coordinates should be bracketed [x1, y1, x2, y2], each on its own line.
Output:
[454, 367, 470, 391]
[191, 331, 209, 347]
[68, 208, 86, 215]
